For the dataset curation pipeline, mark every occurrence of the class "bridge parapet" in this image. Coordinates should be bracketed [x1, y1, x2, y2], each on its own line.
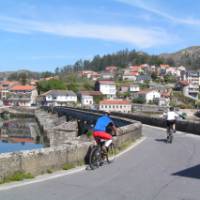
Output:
[0, 107, 142, 181]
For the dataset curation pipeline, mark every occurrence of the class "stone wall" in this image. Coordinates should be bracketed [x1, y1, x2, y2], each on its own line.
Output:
[112, 112, 200, 135]
[0, 108, 142, 181]
[132, 104, 168, 112]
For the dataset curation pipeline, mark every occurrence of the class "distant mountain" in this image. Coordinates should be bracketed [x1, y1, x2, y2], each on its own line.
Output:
[160, 46, 200, 70]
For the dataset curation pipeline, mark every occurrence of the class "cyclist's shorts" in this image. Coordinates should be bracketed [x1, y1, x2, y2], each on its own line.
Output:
[93, 131, 112, 140]
[167, 120, 175, 126]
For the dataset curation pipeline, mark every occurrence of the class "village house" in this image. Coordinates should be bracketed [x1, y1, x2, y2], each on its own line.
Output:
[119, 85, 129, 93]
[78, 91, 102, 108]
[99, 99, 132, 113]
[8, 85, 38, 106]
[183, 83, 199, 100]
[184, 71, 200, 86]
[100, 72, 114, 80]
[105, 66, 118, 73]
[175, 66, 186, 78]
[136, 89, 161, 103]
[0, 81, 19, 100]
[80, 70, 100, 80]
[159, 90, 171, 106]
[129, 65, 143, 73]
[122, 71, 138, 81]
[42, 90, 77, 106]
[95, 80, 116, 99]
[166, 67, 178, 76]
[136, 75, 152, 83]
[119, 84, 140, 95]
[129, 84, 140, 93]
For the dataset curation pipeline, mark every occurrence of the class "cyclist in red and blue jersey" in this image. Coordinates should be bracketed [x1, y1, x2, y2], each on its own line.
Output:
[93, 111, 117, 148]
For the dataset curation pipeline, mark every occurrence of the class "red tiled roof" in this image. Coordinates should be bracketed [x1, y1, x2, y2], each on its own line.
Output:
[124, 71, 138, 76]
[179, 80, 189, 86]
[137, 89, 156, 94]
[105, 66, 117, 71]
[10, 85, 35, 91]
[1, 81, 19, 86]
[80, 91, 102, 96]
[129, 66, 141, 71]
[160, 64, 170, 68]
[100, 99, 131, 105]
[98, 80, 115, 84]
[161, 92, 171, 97]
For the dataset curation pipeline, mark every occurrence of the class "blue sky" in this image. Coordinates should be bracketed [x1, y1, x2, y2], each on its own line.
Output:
[0, 0, 200, 72]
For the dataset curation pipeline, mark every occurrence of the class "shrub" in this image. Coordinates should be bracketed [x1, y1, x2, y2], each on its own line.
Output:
[0, 171, 34, 184]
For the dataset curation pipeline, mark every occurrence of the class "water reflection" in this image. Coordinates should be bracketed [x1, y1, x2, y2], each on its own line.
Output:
[0, 117, 47, 153]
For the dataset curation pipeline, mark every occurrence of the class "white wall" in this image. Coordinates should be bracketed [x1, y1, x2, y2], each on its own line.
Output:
[100, 84, 116, 98]
[81, 95, 93, 106]
[99, 104, 132, 113]
[146, 91, 161, 103]
[129, 85, 140, 92]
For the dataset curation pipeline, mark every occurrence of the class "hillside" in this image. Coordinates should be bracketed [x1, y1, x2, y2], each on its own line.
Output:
[160, 46, 200, 70]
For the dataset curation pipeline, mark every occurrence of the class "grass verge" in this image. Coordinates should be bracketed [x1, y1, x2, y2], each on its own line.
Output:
[0, 171, 34, 184]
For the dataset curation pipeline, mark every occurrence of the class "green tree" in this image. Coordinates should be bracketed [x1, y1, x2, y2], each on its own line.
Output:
[133, 96, 146, 104]
[37, 79, 66, 94]
[19, 73, 27, 85]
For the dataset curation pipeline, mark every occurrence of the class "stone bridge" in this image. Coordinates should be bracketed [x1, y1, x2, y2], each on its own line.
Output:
[0, 106, 142, 182]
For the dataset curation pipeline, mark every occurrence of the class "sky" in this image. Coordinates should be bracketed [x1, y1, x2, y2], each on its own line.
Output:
[0, 0, 200, 72]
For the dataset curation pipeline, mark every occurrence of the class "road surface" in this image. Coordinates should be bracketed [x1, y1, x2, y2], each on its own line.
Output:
[1, 125, 200, 200]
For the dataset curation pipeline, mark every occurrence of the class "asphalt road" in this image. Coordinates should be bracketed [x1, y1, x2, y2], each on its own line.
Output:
[1, 125, 200, 200]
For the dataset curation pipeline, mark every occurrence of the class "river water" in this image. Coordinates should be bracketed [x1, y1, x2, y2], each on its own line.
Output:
[0, 116, 46, 153]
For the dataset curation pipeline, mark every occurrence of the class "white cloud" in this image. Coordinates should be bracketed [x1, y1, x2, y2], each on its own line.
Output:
[116, 0, 200, 26]
[0, 15, 176, 48]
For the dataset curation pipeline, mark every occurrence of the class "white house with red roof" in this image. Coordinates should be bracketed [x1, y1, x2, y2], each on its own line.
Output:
[80, 70, 100, 80]
[105, 66, 117, 73]
[78, 91, 102, 107]
[42, 90, 77, 106]
[99, 99, 132, 113]
[101, 72, 114, 80]
[129, 84, 140, 93]
[122, 71, 138, 81]
[137, 89, 161, 103]
[8, 85, 38, 106]
[95, 80, 116, 99]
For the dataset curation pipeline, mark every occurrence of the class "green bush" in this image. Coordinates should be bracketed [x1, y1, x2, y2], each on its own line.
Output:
[0, 171, 34, 184]
[62, 163, 75, 170]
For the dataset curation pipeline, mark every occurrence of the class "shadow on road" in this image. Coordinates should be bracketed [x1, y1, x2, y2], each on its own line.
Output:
[155, 138, 167, 143]
[172, 164, 200, 179]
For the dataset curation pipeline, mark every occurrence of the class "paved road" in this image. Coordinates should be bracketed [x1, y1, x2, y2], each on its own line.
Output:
[1, 125, 200, 200]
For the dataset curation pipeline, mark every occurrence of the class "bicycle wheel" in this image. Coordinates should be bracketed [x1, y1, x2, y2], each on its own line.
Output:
[107, 143, 117, 163]
[169, 131, 173, 143]
[89, 146, 102, 170]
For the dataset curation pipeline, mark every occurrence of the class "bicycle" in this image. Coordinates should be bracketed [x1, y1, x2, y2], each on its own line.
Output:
[89, 137, 116, 170]
[166, 123, 174, 143]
